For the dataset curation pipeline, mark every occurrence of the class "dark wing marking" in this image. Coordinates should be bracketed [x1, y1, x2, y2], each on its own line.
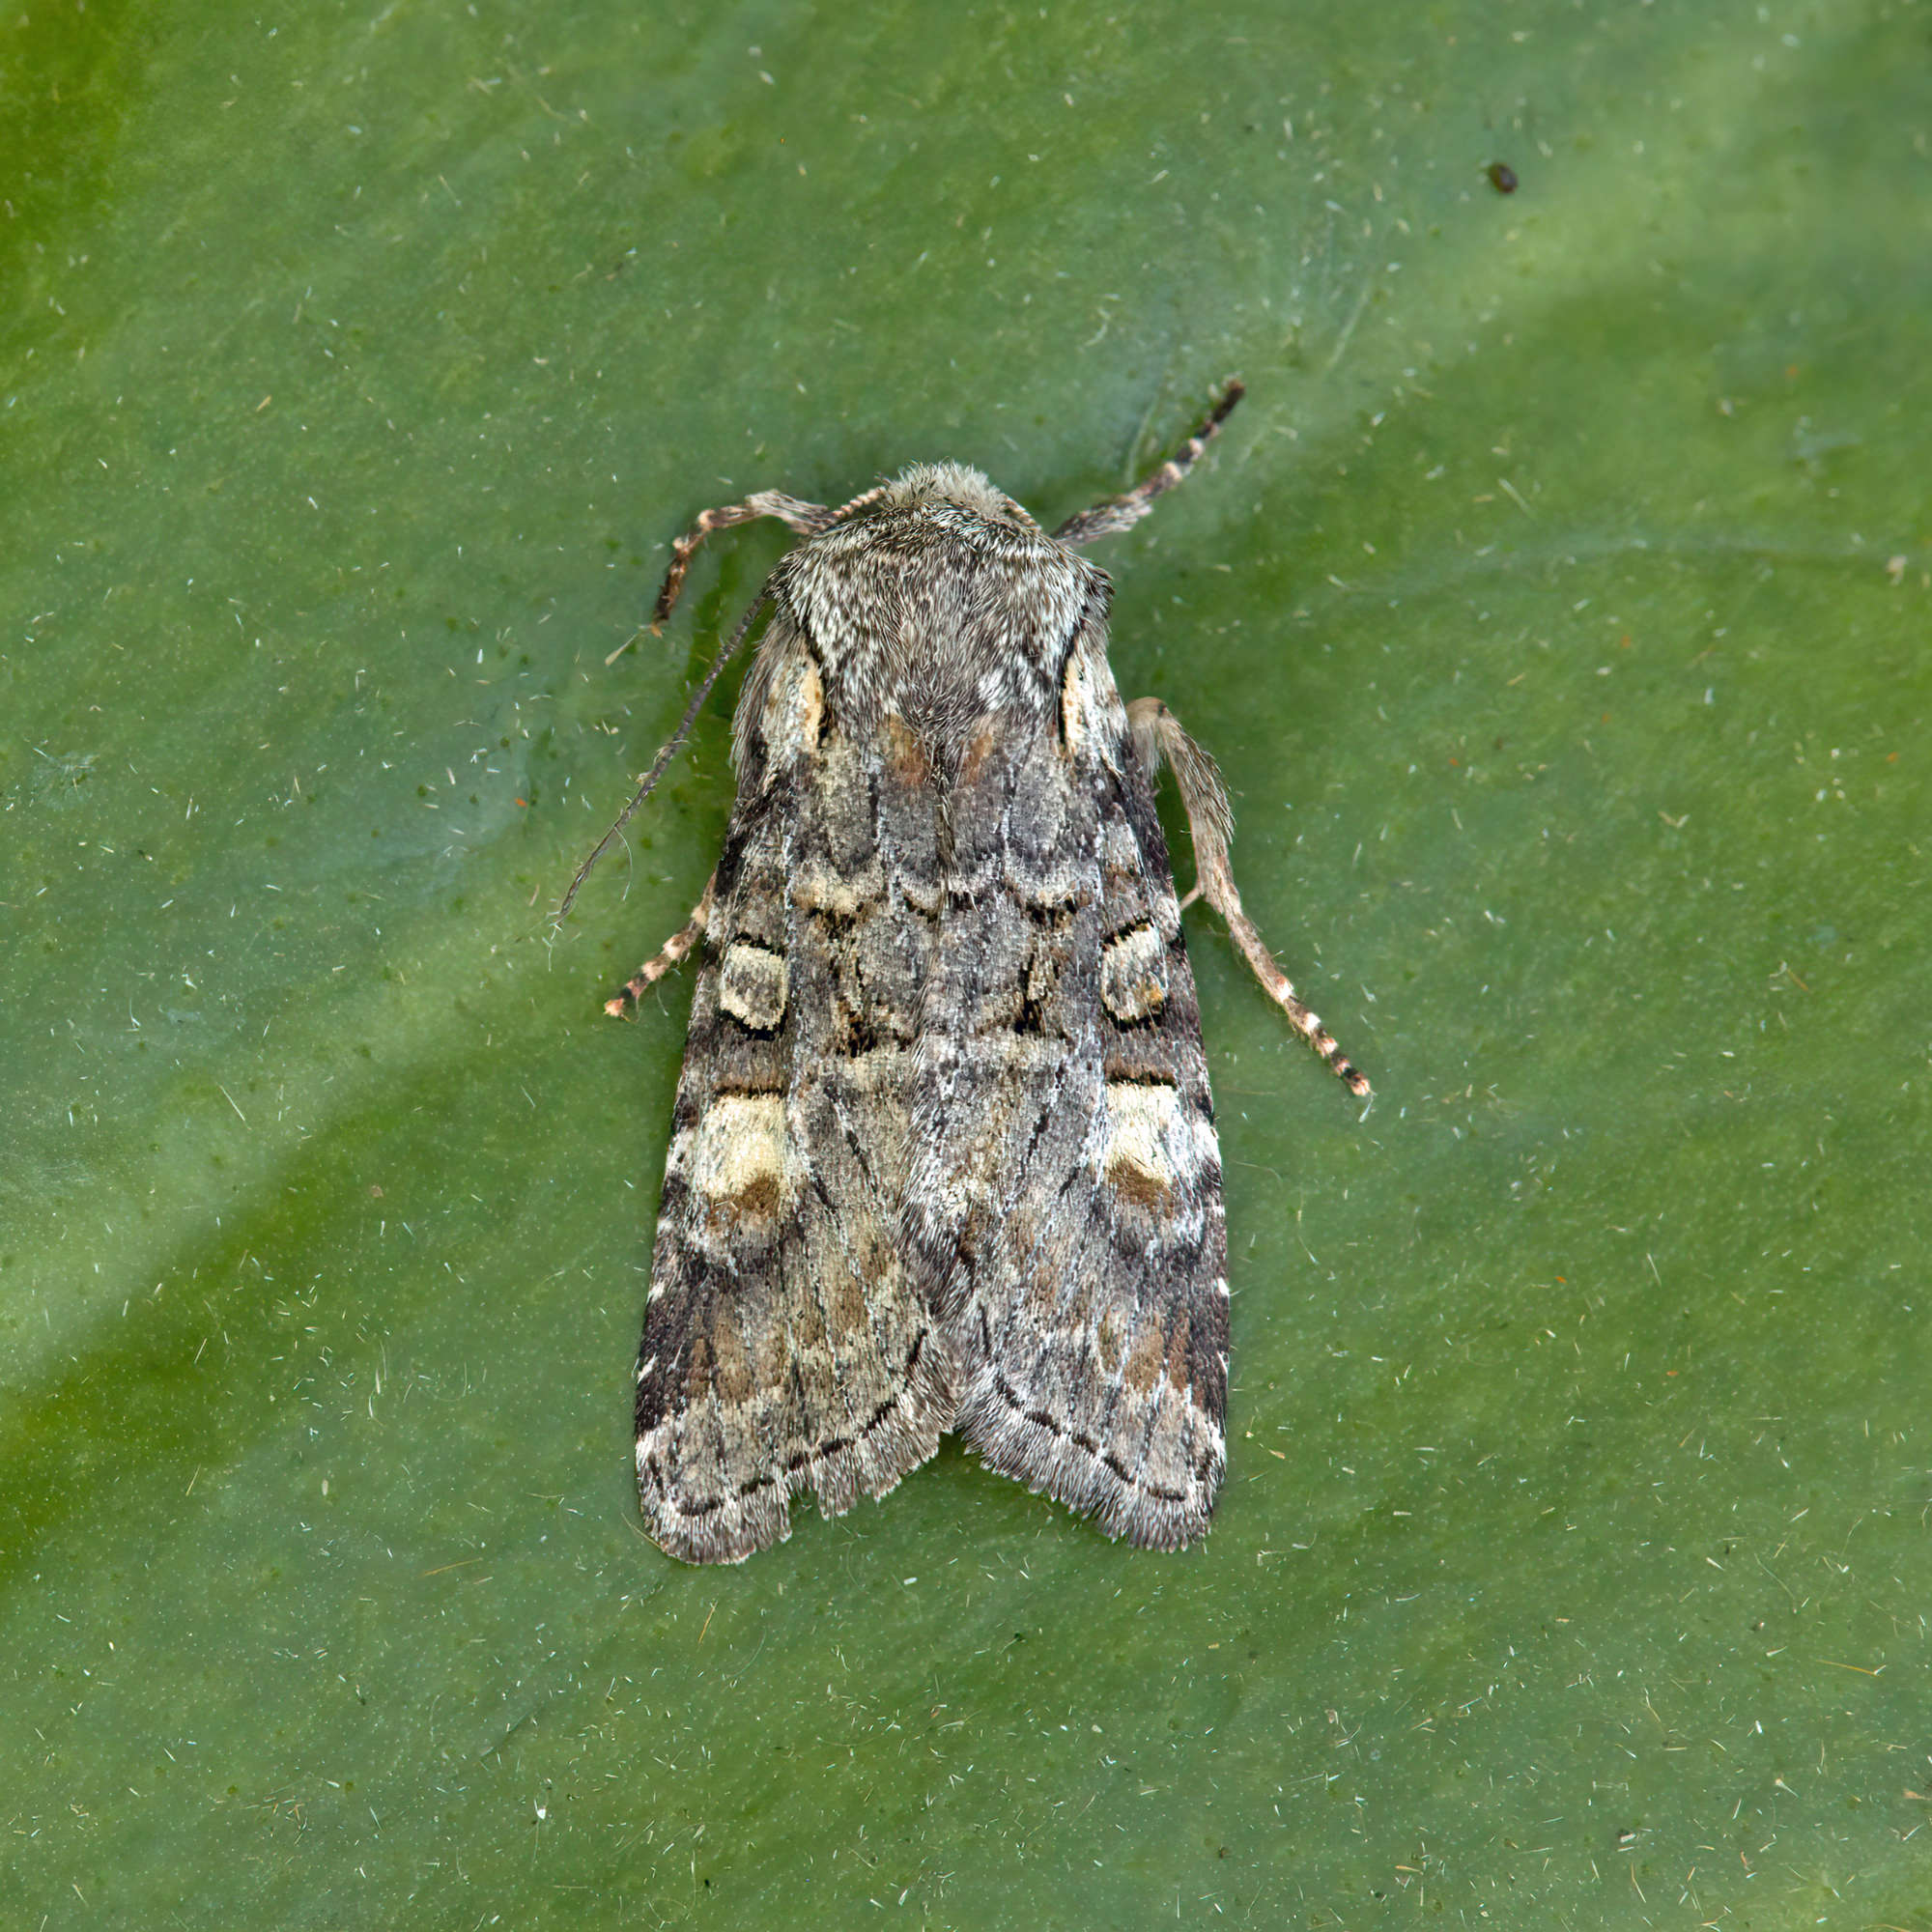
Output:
[909, 624, 1228, 1550]
[636, 625, 955, 1563]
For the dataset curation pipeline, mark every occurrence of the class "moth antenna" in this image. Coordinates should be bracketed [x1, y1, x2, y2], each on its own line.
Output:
[1051, 380, 1246, 548]
[553, 593, 770, 926]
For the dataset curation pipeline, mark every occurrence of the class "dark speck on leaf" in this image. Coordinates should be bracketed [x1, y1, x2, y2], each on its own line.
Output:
[1488, 160, 1519, 194]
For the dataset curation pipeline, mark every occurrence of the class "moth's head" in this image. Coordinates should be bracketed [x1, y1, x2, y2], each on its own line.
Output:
[877, 462, 1037, 529]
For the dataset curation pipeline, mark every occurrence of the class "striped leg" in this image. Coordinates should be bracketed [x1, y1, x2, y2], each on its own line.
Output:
[652, 494, 826, 630]
[1051, 381, 1246, 549]
[652, 483, 891, 629]
[606, 874, 715, 1017]
[1127, 697, 1371, 1098]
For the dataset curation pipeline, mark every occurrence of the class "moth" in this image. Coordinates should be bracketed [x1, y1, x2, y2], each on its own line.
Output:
[576, 384, 1368, 1564]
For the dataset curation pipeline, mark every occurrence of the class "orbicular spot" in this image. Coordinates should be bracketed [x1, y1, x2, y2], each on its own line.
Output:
[1100, 921, 1167, 1021]
[719, 940, 788, 1032]
[688, 1093, 788, 1224]
[1102, 1078, 1187, 1210]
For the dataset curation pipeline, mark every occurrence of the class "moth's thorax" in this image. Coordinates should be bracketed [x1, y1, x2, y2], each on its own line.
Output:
[877, 462, 1033, 526]
[771, 479, 1106, 751]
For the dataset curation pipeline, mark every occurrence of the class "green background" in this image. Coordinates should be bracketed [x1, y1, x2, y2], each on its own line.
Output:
[5, 0, 1928, 1924]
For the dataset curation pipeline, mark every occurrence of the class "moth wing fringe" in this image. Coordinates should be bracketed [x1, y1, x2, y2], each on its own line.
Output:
[637, 1326, 955, 1565]
[955, 1328, 1225, 1551]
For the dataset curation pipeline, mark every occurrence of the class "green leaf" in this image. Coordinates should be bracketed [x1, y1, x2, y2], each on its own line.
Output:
[5, 0, 1926, 1923]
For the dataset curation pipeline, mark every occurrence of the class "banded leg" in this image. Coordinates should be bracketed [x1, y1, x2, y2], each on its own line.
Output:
[605, 873, 715, 1017]
[1127, 697, 1371, 1098]
[1051, 381, 1246, 549]
[652, 483, 892, 629]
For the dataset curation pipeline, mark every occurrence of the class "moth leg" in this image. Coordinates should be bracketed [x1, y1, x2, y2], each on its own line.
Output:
[605, 872, 716, 1017]
[1051, 381, 1245, 549]
[1127, 696, 1371, 1097]
[652, 483, 891, 629]
[653, 495, 827, 630]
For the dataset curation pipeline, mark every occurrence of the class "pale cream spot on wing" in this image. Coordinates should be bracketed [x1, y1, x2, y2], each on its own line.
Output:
[1101, 921, 1168, 1021]
[1061, 636, 1125, 758]
[1102, 1079, 1186, 1209]
[718, 941, 788, 1031]
[790, 856, 884, 919]
[688, 1093, 789, 1224]
[760, 651, 823, 771]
